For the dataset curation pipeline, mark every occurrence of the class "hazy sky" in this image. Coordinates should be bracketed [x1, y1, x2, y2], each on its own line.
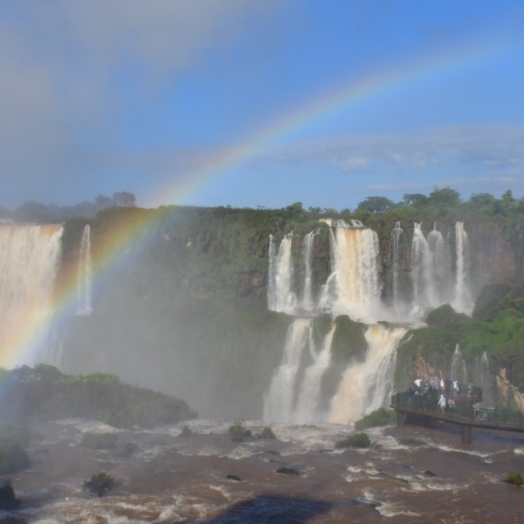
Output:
[2, 0, 524, 210]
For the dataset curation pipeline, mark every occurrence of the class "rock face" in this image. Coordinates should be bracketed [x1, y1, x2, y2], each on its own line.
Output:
[496, 369, 524, 411]
[8, 202, 524, 420]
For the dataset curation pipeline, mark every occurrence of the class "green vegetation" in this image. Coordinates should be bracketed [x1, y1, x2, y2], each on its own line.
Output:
[505, 472, 523, 486]
[81, 432, 118, 450]
[425, 304, 470, 326]
[396, 294, 524, 395]
[0, 482, 20, 510]
[84, 472, 115, 497]
[330, 315, 368, 363]
[0, 364, 196, 429]
[257, 426, 277, 440]
[335, 433, 371, 449]
[228, 422, 252, 442]
[354, 408, 396, 430]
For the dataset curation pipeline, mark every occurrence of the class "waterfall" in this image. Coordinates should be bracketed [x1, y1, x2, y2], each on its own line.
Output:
[470, 351, 493, 406]
[329, 324, 407, 424]
[301, 229, 318, 312]
[452, 222, 474, 314]
[427, 224, 451, 303]
[0, 224, 63, 366]
[75, 225, 92, 316]
[391, 221, 403, 310]
[263, 318, 312, 422]
[267, 234, 277, 310]
[329, 225, 381, 320]
[450, 344, 468, 384]
[267, 233, 297, 314]
[293, 323, 336, 423]
[411, 223, 439, 312]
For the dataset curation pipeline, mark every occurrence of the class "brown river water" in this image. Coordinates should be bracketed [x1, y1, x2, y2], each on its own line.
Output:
[2, 418, 524, 523]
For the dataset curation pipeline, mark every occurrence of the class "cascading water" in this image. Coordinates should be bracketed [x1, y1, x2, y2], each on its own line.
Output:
[75, 225, 92, 316]
[411, 223, 438, 312]
[453, 222, 474, 315]
[301, 229, 318, 312]
[329, 324, 407, 424]
[263, 318, 312, 422]
[0, 224, 63, 365]
[293, 324, 336, 424]
[267, 233, 297, 314]
[427, 224, 451, 303]
[328, 224, 381, 320]
[391, 221, 403, 311]
[450, 344, 468, 384]
[267, 234, 277, 310]
[473, 351, 493, 406]
[265, 218, 477, 426]
[411, 222, 472, 315]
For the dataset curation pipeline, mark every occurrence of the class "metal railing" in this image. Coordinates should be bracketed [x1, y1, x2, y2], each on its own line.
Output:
[392, 391, 524, 428]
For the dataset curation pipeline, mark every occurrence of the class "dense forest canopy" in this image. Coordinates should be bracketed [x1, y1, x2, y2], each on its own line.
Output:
[2, 187, 524, 225]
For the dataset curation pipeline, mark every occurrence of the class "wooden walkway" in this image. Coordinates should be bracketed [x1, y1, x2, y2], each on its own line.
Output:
[391, 388, 524, 443]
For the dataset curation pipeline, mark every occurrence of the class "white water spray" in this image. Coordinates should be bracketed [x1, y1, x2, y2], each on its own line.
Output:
[328, 225, 381, 320]
[268, 233, 297, 314]
[391, 221, 403, 311]
[75, 225, 92, 316]
[329, 324, 407, 424]
[301, 229, 318, 312]
[452, 222, 474, 314]
[0, 225, 63, 365]
[263, 318, 312, 422]
[450, 344, 468, 384]
[293, 323, 336, 423]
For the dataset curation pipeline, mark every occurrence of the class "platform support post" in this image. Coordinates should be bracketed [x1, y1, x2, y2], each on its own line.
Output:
[397, 411, 407, 427]
[462, 425, 472, 443]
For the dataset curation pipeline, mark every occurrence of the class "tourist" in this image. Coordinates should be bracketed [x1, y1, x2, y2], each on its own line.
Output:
[445, 378, 452, 397]
[453, 379, 459, 395]
[440, 378, 445, 391]
[473, 401, 481, 420]
[414, 378, 422, 389]
[438, 394, 446, 414]
[467, 382, 473, 398]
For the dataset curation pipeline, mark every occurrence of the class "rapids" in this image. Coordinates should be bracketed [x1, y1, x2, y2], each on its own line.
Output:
[5, 417, 524, 523]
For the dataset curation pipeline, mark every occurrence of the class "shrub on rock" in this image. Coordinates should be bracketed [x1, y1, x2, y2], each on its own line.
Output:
[257, 427, 276, 440]
[335, 433, 371, 449]
[506, 472, 523, 486]
[84, 472, 115, 497]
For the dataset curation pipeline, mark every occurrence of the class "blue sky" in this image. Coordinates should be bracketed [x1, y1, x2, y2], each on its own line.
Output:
[1, 0, 524, 210]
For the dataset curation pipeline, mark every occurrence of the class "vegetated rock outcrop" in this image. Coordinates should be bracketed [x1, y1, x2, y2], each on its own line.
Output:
[0, 364, 196, 428]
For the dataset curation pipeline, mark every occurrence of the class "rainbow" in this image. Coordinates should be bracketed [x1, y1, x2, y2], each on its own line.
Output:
[2, 39, 510, 367]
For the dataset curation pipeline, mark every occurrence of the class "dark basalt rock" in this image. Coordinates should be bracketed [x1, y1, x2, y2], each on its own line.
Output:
[276, 466, 302, 476]
[226, 474, 241, 481]
[424, 470, 437, 477]
[0, 482, 20, 510]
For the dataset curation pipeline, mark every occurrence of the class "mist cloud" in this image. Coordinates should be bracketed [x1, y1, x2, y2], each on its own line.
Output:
[0, 0, 282, 206]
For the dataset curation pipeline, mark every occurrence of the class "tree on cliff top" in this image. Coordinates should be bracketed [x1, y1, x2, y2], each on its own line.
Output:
[357, 196, 396, 213]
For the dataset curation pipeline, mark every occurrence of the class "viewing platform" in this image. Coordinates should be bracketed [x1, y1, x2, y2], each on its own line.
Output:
[391, 384, 524, 443]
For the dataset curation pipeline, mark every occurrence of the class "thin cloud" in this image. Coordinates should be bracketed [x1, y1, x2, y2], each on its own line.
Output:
[270, 124, 524, 174]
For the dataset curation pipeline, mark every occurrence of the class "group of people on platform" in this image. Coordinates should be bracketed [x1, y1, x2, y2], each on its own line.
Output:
[403, 376, 476, 416]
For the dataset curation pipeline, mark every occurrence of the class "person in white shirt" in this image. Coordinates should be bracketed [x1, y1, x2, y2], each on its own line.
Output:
[438, 394, 447, 414]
